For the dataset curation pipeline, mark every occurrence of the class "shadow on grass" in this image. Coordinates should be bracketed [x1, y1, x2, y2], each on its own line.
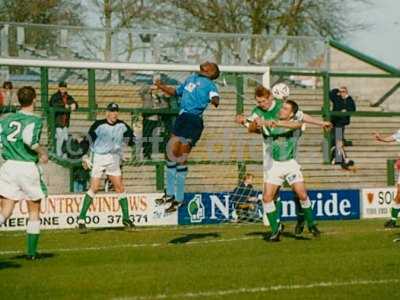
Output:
[245, 231, 311, 241]
[11, 253, 56, 261]
[90, 227, 127, 232]
[169, 232, 220, 244]
[0, 261, 21, 270]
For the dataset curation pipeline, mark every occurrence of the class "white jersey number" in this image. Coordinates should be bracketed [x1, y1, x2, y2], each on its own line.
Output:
[7, 121, 22, 142]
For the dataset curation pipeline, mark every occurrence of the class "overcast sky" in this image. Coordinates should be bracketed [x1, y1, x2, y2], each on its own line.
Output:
[347, 0, 400, 68]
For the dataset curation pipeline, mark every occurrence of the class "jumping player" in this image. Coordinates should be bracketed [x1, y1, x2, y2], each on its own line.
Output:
[154, 61, 220, 213]
[0, 86, 48, 259]
[374, 131, 400, 228]
[260, 100, 321, 241]
[78, 102, 135, 231]
[236, 86, 331, 236]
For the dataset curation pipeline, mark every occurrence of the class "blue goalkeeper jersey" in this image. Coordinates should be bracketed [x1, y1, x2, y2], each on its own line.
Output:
[176, 73, 219, 117]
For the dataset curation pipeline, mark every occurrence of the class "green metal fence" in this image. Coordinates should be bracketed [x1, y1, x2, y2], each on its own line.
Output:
[3, 35, 400, 190]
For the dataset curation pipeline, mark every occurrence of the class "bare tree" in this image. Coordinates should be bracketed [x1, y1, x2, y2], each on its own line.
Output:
[151, 0, 369, 64]
[86, 0, 153, 61]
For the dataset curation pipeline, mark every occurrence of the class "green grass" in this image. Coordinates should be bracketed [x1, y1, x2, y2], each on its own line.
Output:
[0, 219, 399, 300]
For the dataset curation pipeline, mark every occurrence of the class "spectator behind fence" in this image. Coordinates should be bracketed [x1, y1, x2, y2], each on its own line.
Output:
[49, 81, 78, 157]
[0, 81, 18, 113]
[230, 173, 259, 222]
[330, 86, 356, 147]
[63, 134, 90, 192]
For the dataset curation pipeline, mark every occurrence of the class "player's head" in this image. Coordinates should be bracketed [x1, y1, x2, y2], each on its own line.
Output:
[106, 102, 119, 124]
[58, 81, 67, 94]
[280, 100, 299, 120]
[255, 85, 273, 110]
[17, 86, 36, 108]
[243, 173, 254, 185]
[338, 86, 348, 99]
[199, 61, 220, 80]
[3, 81, 13, 90]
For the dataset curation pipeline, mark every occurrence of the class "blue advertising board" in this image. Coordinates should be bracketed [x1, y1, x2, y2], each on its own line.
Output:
[178, 190, 360, 225]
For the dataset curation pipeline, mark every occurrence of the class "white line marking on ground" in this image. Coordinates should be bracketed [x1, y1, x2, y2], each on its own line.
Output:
[0, 228, 397, 256]
[114, 279, 400, 300]
[0, 236, 257, 256]
[0, 223, 255, 237]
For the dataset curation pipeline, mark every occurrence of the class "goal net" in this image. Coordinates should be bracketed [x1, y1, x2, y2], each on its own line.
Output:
[0, 58, 270, 224]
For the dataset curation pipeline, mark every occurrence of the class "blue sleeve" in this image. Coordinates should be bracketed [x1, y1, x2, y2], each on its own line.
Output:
[208, 81, 219, 101]
[176, 79, 187, 97]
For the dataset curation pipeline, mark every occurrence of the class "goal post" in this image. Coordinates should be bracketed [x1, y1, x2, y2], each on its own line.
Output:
[0, 57, 271, 223]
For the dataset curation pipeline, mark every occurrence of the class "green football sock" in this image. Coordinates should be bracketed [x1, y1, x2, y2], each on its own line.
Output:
[119, 196, 130, 221]
[294, 196, 305, 223]
[79, 192, 93, 220]
[302, 207, 315, 227]
[391, 207, 400, 221]
[275, 198, 282, 223]
[27, 234, 40, 256]
[264, 202, 279, 233]
[26, 220, 40, 257]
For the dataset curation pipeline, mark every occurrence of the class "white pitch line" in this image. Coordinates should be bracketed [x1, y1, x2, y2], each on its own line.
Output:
[0, 236, 257, 256]
[0, 223, 256, 237]
[0, 228, 397, 256]
[114, 279, 400, 300]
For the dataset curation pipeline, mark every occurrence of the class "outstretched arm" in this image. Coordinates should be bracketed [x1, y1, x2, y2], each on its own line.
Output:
[235, 114, 262, 134]
[302, 113, 332, 130]
[374, 132, 396, 143]
[271, 120, 303, 130]
[154, 79, 176, 96]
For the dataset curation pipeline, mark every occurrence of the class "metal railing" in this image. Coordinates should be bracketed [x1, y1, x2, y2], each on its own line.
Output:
[2, 26, 400, 189]
[0, 22, 328, 70]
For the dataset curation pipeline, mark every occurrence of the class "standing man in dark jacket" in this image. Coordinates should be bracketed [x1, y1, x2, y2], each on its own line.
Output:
[330, 86, 356, 147]
[49, 81, 78, 157]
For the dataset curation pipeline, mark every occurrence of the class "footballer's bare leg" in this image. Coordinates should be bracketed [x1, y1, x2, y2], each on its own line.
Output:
[263, 183, 282, 241]
[0, 197, 16, 223]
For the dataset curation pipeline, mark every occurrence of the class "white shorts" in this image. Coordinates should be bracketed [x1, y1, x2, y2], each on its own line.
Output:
[91, 153, 121, 178]
[262, 142, 273, 182]
[265, 159, 304, 186]
[0, 160, 47, 201]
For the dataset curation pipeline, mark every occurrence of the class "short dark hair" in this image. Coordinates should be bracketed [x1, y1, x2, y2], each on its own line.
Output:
[285, 100, 299, 115]
[3, 81, 12, 89]
[17, 86, 36, 107]
[58, 81, 67, 88]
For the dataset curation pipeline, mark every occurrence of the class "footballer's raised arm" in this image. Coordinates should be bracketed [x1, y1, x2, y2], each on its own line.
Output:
[301, 112, 332, 130]
[374, 131, 397, 143]
[154, 79, 177, 96]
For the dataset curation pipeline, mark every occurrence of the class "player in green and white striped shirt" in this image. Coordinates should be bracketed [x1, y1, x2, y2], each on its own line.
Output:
[0, 86, 48, 259]
[259, 100, 321, 241]
[236, 86, 330, 239]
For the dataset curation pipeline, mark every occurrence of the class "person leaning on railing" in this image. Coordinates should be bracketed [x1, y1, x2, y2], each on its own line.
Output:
[49, 81, 78, 158]
[330, 86, 356, 147]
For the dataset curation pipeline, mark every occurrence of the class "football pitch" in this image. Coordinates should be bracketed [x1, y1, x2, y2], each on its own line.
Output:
[0, 219, 399, 300]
